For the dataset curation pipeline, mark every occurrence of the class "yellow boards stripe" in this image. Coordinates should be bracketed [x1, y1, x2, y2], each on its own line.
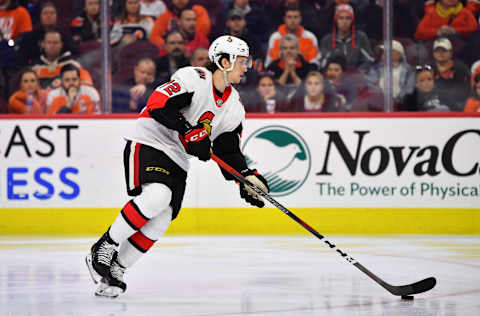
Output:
[0, 208, 479, 235]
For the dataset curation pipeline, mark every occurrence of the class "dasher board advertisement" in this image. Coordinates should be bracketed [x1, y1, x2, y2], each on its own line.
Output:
[1, 116, 479, 208]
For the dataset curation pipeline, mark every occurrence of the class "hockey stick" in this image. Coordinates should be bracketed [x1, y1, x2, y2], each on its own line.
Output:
[211, 152, 436, 298]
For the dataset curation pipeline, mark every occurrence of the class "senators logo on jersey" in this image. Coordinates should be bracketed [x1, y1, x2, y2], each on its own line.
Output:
[198, 111, 214, 136]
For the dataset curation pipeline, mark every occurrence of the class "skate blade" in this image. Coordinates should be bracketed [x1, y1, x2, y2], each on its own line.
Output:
[94, 281, 125, 298]
[85, 254, 101, 284]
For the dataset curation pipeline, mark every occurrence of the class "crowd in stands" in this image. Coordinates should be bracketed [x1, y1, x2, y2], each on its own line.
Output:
[0, 0, 479, 114]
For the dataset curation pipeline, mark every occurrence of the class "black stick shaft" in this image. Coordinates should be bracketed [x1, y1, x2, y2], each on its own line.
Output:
[211, 153, 356, 263]
[210, 152, 436, 297]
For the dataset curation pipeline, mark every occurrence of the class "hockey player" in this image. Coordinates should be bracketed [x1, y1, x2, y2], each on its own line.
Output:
[86, 35, 270, 298]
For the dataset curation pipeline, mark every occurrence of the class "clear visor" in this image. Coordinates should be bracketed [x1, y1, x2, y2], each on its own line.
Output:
[236, 56, 253, 69]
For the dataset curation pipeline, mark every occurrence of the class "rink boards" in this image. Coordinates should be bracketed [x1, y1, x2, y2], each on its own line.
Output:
[1, 113, 479, 234]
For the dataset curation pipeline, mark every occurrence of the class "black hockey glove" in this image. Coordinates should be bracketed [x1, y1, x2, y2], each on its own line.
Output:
[239, 169, 269, 208]
[179, 123, 211, 161]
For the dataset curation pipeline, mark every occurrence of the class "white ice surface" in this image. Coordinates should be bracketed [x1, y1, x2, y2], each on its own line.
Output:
[0, 235, 479, 316]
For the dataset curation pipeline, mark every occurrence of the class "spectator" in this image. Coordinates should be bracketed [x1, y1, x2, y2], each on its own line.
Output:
[149, 0, 210, 47]
[31, 29, 93, 89]
[175, 8, 209, 57]
[471, 60, 480, 84]
[139, 0, 166, 19]
[287, 70, 344, 112]
[415, 0, 478, 41]
[265, 4, 320, 67]
[324, 53, 346, 80]
[267, 0, 338, 43]
[431, 37, 470, 111]
[8, 67, 47, 113]
[113, 57, 156, 112]
[46, 64, 100, 114]
[190, 47, 208, 67]
[154, 30, 189, 84]
[401, 64, 450, 111]
[73, 0, 123, 20]
[243, 73, 287, 113]
[424, 0, 480, 19]
[110, 0, 155, 47]
[218, 9, 262, 60]
[320, 32, 382, 112]
[323, 53, 357, 109]
[70, 0, 101, 45]
[15, 2, 75, 68]
[464, 73, 480, 112]
[365, 40, 415, 106]
[0, 0, 32, 41]
[324, 51, 346, 78]
[266, 34, 317, 90]
[465, 0, 480, 14]
[214, 0, 271, 43]
[310, 0, 344, 41]
[320, 3, 374, 72]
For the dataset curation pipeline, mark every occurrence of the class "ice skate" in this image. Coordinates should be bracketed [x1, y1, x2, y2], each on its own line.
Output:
[85, 253, 101, 284]
[94, 254, 127, 298]
[86, 231, 118, 285]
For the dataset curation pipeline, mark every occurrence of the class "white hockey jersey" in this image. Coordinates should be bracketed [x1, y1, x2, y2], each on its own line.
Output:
[125, 66, 246, 171]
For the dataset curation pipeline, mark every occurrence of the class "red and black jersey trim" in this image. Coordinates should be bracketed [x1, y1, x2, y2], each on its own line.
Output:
[128, 231, 156, 253]
[121, 200, 150, 230]
[212, 84, 232, 107]
[141, 91, 194, 134]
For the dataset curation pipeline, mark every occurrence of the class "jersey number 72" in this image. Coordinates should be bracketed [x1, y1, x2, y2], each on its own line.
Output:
[159, 80, 181, 96]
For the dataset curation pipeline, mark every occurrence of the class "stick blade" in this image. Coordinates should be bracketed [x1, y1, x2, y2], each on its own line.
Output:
[410, 277, 437, 294]
[387, 277, 436, 296]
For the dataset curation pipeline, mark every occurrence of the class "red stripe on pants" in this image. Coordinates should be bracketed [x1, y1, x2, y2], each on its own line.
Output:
[123, 201, 148, 229]
[130, 231, 155, 251]
[133, 142, 141, 187]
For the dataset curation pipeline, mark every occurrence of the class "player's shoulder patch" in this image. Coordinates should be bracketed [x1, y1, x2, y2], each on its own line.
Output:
[175, 66, 209, 79]
[172, 66, 210, 93]
[193, 68, 206, 80]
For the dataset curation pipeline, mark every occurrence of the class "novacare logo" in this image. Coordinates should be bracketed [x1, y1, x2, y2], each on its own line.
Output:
[242, 125, 311, 197]
[317, 130, 480, 177]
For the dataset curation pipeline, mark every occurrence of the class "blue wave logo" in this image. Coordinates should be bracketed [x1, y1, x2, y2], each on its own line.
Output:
[242, 126, 311, 197]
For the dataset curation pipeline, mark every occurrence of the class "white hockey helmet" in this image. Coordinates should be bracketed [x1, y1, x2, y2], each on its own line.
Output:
[208, 35, 250, 72]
